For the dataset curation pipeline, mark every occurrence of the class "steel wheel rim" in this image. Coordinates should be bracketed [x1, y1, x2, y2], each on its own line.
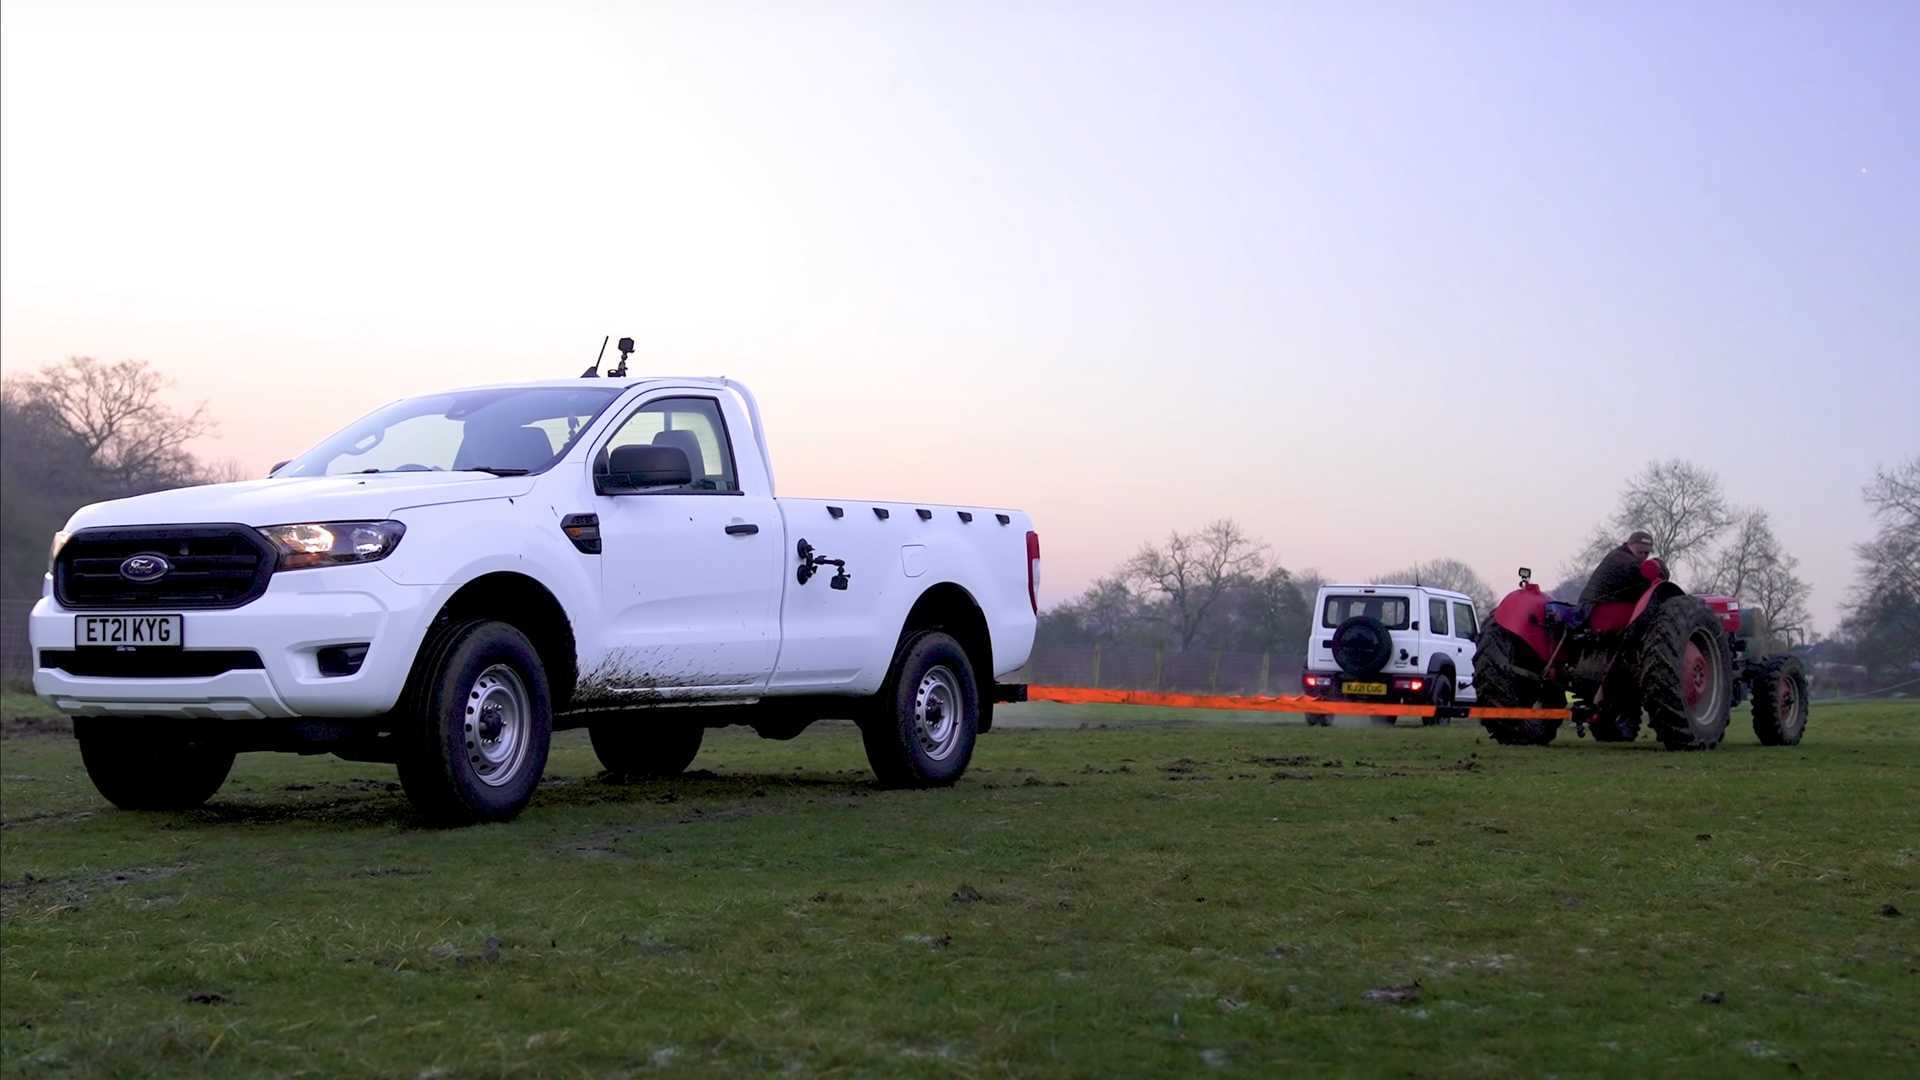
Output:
[913, 665, 965, 761]
[1681, 632, 1725, 724]
[465, 664, 530, 787]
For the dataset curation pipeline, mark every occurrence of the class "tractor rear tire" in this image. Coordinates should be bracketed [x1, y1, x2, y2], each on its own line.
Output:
[1750, 655, 1810, 746]
[1636, 596, 1733, 751]
[1472, 625, 1561, 747]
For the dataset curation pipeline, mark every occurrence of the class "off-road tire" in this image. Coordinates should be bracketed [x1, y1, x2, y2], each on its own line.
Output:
[73, 717, 236, 810]
[1472, 624, 1562, 747]
[1636, 596, 1733, 751]
[590, 718, 704, 777]
[1750, 655, 1810, 746]
[1304, 713, 1332, 727]
[396, 619, 553, 824]
[861, 631, 979, 788]
[1420, 672, 1455, 726]
[1331, 615, 1394, 676]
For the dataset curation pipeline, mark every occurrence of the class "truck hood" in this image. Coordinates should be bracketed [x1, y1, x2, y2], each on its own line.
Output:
[63, 473, 538, 530]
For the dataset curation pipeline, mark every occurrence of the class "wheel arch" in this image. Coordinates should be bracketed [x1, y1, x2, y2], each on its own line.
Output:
[427, 572, 579, 710]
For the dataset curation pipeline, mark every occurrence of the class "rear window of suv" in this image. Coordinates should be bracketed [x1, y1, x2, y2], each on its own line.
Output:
[1322, 595, 1411, 629]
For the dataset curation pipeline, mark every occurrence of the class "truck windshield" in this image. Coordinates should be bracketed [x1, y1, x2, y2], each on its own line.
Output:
[275, 386, 623, 478]
[1322, 595, 1411, 629]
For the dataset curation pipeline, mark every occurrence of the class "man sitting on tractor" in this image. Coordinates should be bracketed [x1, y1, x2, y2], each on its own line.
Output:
[1579, 529, 1666, 611]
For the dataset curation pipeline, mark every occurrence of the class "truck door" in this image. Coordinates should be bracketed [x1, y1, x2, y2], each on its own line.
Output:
[587, 393, 782, 698]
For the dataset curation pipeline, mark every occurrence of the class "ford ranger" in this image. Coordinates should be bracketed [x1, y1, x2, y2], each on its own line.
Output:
[31, 376, 1039, 822]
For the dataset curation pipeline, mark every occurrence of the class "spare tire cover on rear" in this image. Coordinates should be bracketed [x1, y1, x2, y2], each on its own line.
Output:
[1331, 615, 1395, 676]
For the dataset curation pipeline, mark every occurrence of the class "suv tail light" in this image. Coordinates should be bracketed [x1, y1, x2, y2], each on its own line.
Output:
[1026, 531, 1041, 615]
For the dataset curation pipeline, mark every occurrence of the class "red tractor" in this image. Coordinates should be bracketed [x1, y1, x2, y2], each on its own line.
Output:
[1472, 565, 1809, 750]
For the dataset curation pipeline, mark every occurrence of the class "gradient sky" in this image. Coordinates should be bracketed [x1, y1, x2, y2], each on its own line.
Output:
[4, 1, 1915, 632]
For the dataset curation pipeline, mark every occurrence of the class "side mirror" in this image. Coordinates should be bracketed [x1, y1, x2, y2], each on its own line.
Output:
[595, 445, 692, 495]
[268, 459, 291, 477]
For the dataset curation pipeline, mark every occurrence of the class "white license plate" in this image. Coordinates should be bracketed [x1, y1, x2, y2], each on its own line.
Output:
[75, 614, 184, 649]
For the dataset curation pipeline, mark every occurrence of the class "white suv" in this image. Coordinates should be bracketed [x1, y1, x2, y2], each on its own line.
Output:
[1299, 584, 1480, 726]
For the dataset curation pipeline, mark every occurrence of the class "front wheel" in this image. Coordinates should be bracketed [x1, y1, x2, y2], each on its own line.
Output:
[1750, 655, 1810, 746]
[861, 631, 979, 787]
[396, 620, 553, 824]
[74, 717, 235, 810]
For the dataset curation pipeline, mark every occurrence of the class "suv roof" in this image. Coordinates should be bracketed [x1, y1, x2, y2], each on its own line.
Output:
[1318, 583, 1474, 603]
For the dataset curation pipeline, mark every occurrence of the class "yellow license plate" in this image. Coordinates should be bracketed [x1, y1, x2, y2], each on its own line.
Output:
[1344, 681, 1388, 696]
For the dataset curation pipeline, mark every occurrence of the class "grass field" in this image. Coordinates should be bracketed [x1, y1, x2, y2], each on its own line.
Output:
[2, 689, 1915, 1077]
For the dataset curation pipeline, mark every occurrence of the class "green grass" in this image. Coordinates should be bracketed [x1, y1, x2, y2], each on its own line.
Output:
[2, 694, 1915, 1077]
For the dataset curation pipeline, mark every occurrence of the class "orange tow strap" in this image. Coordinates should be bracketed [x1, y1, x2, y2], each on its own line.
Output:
[1026, 685, 1571, 721]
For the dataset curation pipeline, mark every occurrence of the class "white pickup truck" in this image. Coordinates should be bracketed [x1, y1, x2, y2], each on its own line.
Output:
[30, 376, 1039, 822]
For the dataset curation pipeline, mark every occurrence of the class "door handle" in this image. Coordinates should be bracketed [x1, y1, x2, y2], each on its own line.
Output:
[725, 523, 760, 536]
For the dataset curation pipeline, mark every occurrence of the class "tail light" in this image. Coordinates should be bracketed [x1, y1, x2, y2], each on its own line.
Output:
[1026, 531, 1041, 615]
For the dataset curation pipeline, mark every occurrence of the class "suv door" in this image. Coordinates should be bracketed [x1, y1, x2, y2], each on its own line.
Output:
[1425, 594, 1450, 665]
[588, 393, 783, 698]
[1451, 601, 1479, 699]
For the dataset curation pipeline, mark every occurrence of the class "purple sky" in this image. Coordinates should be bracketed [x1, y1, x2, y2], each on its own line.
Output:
[3, 1, 1915, 631]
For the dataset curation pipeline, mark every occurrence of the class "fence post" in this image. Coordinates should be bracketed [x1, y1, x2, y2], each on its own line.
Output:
[1259, 652, 1271, 695]
[1152, 647, 1163, 691]
[1090, 643, 1102, 688]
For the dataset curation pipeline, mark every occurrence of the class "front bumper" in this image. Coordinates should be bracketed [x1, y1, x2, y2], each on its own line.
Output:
[31, 565, 439, 720]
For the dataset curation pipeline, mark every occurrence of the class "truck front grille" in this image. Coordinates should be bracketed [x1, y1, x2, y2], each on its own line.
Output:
[55, 525, 276, 610]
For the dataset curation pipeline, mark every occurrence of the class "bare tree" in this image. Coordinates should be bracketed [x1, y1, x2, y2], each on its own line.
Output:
[1371, 556, 1497, 612]
[1126, 518, 1267, 651]
[1848, 457, 1920, 669]
[1614, 459, 1732, 581]
[1566, 459, 1733, 587]
[15, 357, 212, 488]
[1706, 509, 1780, 599]
[1748, 555, 1812, 648]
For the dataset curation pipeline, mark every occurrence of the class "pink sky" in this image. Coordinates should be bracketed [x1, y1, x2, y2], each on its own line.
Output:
[5, 2, 1914, 632]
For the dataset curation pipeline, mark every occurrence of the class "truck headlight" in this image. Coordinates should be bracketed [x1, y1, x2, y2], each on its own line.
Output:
[259, 521, 407, 571]
[48, 530, 72, 571]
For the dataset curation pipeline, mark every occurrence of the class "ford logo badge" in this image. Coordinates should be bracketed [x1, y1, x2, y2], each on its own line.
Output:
[119, 554, 172, 582]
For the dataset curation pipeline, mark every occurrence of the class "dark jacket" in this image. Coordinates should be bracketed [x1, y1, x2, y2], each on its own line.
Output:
[1579, 544, 1652, 607]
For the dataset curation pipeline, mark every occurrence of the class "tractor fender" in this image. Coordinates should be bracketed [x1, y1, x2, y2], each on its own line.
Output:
[1630, 580, 1687, 627]
[1490, 583, 1555, 663]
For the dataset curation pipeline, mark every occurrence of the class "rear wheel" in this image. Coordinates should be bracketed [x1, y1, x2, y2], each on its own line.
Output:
[861, 631, 979, 787]
[1420, 672, 1455, 726]
[396, 619, 552, 824]
[1750, 655, 1810, 746]
[1304, 713, 1332, 727]
[1636, 597, 1733, 751]
[74, 718, 235, 810]
[590, 718, 704, 777]
[1472, 625, 1562, 747]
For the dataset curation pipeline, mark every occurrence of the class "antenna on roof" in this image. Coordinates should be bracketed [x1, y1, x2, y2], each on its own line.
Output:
[608, 336, 634, 378]
[581, 335, 609, 378]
